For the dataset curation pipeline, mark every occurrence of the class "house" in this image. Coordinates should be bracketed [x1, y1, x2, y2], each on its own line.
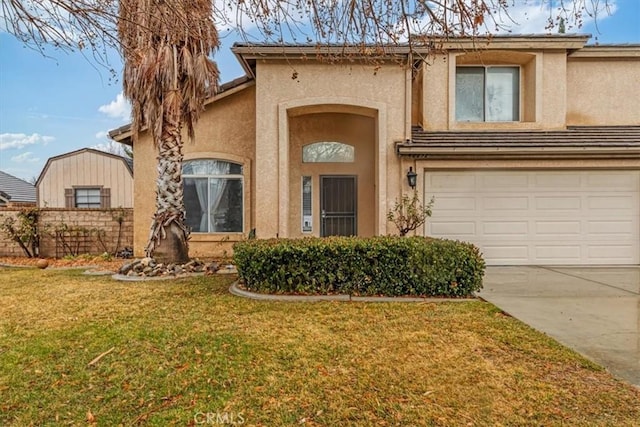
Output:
[36, 148, 134, 208]
[110, 35, 640, 265]
[0, 171, 36, 207]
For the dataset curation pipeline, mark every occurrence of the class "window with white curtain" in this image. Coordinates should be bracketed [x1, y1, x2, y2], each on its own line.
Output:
[455, 66, 520, 122]
[183, 160, 243, 233]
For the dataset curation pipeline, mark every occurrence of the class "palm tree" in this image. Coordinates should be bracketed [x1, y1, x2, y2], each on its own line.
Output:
[118, 0, 219, 263]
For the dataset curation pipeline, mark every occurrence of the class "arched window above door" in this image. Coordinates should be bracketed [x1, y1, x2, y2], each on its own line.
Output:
[302, 142, 355, 163]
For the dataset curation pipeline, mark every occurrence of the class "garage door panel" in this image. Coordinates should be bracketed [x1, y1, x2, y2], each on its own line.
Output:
[434, 196, 476, 211]
[535, 221, 582, 235]
[588, 195, 634, 210]
[588, 245, 636, 263]
[483, 196, 529, 210]
[429, 174, 476, 190]
[483, 221, 528, 236]
[535, 245, 581, 261]
[430, 222, 476, 236]
[481, 174, 528, 189]
[588, 220, 634, 235]
[483, 245, 530, 262]
[425, 170, 639, 265]
[535, 173, 582, 188]
[535, 196, 581, 210]
[587, 173, 639, 189]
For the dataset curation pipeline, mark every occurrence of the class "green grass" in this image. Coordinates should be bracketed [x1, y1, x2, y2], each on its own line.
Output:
[1, 266, 639, 426]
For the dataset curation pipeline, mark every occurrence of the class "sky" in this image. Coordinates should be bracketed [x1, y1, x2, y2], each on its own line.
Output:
[1, 0, 639, 182]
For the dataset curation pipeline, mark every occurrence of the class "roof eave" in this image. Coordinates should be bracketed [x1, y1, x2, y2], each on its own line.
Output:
[109, 78, 256, 146]
[396, 145, 640, 160]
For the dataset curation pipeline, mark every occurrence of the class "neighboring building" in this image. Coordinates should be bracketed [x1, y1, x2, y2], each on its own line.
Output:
[0, 171, 36, 207]
[110, 35, 640, 265]
[36, 148, 134, 208]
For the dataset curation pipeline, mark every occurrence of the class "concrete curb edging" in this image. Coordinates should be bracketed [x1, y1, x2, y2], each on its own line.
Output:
[229, 282, 477, 302]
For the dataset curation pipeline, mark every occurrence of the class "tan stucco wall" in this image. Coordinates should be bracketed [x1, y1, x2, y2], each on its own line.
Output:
[38, 151, 133, 208]
[420, 50, 570, 130]
[288, 112, 376, 237]
[132, 85, 256, 258]
[254, 60, 408, 239]
[567, 58, 640, 125]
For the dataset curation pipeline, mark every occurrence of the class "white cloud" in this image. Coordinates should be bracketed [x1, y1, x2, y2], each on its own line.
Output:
[98, 93, 131, 121]
[95, 130, 109, 139]
[92, 140, 127, 156]
[0, 133, 55, 150]
[491, 1, 617, 35]
[10, 152, 40, 163]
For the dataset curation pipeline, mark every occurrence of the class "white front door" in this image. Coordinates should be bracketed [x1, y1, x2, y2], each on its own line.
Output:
[425, 170, 640, 265]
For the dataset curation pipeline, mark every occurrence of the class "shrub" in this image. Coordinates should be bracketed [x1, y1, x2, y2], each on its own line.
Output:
[1, 208, 40, 257]
[387, 191, 434, 236]
[233, 236, 485, 297]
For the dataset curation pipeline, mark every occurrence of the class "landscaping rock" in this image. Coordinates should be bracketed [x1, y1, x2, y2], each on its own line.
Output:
[114, 257, 227, 279]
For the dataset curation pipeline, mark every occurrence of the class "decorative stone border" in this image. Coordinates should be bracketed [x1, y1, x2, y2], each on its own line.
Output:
[229, 282, 477, 302]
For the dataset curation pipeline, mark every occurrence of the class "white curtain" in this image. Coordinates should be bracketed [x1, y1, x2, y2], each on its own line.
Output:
[209, 179, 227, 232]
[194, 179, 208, 231]
[208, 162, 230, 232]
[183, 160, 233, 232]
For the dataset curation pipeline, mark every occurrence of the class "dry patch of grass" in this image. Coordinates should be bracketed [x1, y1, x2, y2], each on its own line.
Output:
[1, 266, 639, 426]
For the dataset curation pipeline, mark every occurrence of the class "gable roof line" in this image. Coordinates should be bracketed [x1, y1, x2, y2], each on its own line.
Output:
[108, 76, 255, 144]
[35, 148, 133, 187]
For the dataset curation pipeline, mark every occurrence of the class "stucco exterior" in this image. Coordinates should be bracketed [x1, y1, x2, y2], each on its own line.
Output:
[131, 83, 256, 258]
[566, 48, 640, 126]
[111, 35, 640, 264]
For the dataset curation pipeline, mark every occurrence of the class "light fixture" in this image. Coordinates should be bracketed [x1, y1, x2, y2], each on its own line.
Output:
[407, 167, 417, 189]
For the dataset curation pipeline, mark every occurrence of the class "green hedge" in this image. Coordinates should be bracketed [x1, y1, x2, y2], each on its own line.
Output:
[233, 236, 485, 297]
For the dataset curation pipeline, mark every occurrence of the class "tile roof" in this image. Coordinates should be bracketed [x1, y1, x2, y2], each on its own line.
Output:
[0, 170, 36, 203]
[397, 126, 640, 159]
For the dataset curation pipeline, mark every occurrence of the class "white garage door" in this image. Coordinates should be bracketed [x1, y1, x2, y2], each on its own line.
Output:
[425, 170, 640, 265]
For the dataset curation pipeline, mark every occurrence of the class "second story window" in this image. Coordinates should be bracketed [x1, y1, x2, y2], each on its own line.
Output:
[456, 66, 520, 122]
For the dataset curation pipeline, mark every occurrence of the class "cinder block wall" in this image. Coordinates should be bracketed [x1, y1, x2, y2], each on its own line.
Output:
[0, 208, 133, 258]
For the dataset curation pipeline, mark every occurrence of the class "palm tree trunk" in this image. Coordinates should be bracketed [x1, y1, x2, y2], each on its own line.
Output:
[145, 113, 190, 263]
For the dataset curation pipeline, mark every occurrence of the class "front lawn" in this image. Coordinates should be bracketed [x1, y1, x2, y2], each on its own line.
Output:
[1, 266, 639, 425]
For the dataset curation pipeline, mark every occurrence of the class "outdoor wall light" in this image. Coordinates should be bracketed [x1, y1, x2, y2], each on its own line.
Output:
[407, 167, 417, 189]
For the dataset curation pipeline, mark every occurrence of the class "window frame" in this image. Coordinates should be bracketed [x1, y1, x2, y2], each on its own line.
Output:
[455, 65, 521, 123]
[302, 141, 355, 163]
[182, 159, 245, 234]
[64, 185, 111, 209]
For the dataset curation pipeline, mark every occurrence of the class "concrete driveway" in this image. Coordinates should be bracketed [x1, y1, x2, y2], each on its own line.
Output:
[479, 266, 640, 388]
